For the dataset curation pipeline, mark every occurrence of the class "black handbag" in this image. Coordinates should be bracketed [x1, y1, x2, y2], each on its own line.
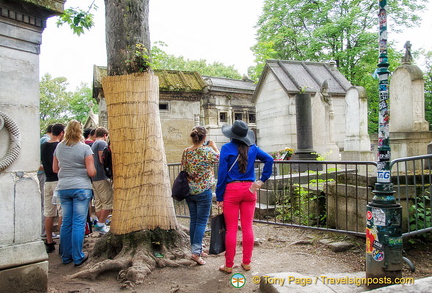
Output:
[172, 150, 190, 201]
[171, 170, 190, 201]
[209, 213, 226, 254]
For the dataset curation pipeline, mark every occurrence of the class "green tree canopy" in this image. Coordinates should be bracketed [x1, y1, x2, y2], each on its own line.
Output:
[151, 42, 242, 79]
[39, 73, 97, 135]
[252, 0, 426, 133]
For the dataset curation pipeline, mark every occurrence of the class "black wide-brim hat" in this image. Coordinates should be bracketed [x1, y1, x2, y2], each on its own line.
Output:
[222, 120, 255, 146]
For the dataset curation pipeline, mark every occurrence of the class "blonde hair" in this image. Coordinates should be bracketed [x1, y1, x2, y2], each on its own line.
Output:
[63, 120, 83, 146]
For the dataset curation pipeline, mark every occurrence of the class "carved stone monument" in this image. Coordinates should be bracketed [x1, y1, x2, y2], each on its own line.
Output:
[293, 93, 321, 171]
[312, 80, 341, 161]
[0, 1, 65, 291]
[342, 86, 374, 162]
[388, 42, 432, 161]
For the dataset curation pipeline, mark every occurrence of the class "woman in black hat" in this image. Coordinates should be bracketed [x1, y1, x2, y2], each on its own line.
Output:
[216, 120, 273, 273]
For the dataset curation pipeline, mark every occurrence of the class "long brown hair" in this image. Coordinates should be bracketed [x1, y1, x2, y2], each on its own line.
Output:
[233, 139, 249, 173]
[63, 120, 82, 146]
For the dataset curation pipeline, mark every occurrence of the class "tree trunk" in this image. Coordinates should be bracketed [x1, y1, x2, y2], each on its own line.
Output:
[104, 0, 179, 233]
[102, 73, 178, 234]
[72, 2, 191, 286]
[105, 0, 151, 75]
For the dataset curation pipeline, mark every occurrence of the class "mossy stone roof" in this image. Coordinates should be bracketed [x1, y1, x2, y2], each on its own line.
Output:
[155, 70, 207, 92]
[21, 0, 65, 13]
[93, 66, 207, 100]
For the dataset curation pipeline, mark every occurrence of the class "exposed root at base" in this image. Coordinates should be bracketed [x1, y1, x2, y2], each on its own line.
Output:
[70, 228, 194, 287]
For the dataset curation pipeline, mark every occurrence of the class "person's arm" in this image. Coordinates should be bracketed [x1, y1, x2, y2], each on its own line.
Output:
[207, 143, 220, 163]
[215, 146, 229, 202]
[52, 155, 59, 173]
[85, 154, 96, 178]
[207, 139, 219, 154]
[256, 147, 274, 182]
[98, 150, 104, 164]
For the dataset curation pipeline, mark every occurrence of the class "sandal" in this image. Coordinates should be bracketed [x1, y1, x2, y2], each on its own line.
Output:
[191, 254, 206, 265]
[219, 265, 233, 274]
[241, 263, 251, 271]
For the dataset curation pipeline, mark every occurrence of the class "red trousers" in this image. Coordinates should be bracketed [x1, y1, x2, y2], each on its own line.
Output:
[223, 182, 256, 268]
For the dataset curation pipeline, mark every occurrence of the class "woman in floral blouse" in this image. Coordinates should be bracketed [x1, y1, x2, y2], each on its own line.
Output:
[182, 126, 219, 265]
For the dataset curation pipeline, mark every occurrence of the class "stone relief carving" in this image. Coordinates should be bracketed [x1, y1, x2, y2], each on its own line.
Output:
[0, 111, 21, 171]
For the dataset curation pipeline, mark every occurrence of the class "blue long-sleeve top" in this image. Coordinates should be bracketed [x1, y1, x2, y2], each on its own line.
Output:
[216, 141, 274, 201]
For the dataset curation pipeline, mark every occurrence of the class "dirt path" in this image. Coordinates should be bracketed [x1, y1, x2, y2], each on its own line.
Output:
[47, 224, 431, 293]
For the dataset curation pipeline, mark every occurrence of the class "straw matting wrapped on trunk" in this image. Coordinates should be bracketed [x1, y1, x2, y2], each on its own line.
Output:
[102, 73, 178, 234]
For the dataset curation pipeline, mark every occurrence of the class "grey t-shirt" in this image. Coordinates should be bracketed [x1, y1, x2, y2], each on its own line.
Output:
[91, 139, 108, 181]
[54, 142, 94, 190]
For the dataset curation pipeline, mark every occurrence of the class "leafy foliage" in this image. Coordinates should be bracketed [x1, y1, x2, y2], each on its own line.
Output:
[408, 193, 431, 234]
[423, 51, 432, 130]
[276, 182, 327, 226]
[56, 2, 97, 36]
[125, 43, 151, 73]
[39, 74, 97, 135]
[275, 167, 337, 226]
[152, 42, 242, 79]
[252, 0, 427, 133]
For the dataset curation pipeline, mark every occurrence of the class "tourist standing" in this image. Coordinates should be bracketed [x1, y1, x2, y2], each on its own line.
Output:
[83, 128, 94, 146]
[216, 120, 273, 273]
[41, 123, 64, 252]
[53, 120, 95, 266]
[91, 127, 113, 234]
[39, 124, 53, 237]
[183, 126, 219, 265]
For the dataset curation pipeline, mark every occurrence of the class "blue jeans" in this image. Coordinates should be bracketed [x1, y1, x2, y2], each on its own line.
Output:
[186, 189, 212, 255]
[58, 189, 92, 264]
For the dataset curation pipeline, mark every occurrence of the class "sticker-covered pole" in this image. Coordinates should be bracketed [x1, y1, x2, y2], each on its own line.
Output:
[365, 0, 403, 288]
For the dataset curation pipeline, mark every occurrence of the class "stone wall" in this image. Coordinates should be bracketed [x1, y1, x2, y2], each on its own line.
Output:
[159, 99, 201, 163]
[255, 72, 296, 152]
[256, 71, 347, 156]
[0, 1, 64, 291]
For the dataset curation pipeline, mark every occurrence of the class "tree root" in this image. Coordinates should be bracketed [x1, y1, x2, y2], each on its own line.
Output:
[70, 258, 133, 281]
[70, 228, 194, 286]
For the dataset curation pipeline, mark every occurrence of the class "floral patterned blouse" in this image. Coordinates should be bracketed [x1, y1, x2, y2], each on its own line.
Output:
[182, 146, 219, 195]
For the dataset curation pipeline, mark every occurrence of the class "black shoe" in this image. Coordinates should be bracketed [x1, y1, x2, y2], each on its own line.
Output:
[74, 253, 89, 267]
[45, 241, 56, 253]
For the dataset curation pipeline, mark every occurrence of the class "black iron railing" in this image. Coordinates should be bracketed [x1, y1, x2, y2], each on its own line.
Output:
[169, 155, 432, 237]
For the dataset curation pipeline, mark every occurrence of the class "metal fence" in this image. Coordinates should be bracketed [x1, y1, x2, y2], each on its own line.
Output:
[169, 155, 432, 238]
[391, 155, 432, 237]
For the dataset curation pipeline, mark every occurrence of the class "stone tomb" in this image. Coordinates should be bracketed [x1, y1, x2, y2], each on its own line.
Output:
[0, 1, 65, 291]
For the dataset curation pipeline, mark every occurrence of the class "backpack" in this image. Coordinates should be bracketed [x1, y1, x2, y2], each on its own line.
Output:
[101, 145, 113, 179]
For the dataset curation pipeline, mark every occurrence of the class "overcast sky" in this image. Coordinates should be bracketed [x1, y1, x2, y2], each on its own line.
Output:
[39, 0, 432, 91]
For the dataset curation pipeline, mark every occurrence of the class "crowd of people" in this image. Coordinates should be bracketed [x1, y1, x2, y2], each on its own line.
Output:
[39, 121, 113, 266]
[39, 119, 273, 272]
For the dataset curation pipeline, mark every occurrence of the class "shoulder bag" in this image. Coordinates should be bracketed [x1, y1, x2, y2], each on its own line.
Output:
[171, 149, 190, 201]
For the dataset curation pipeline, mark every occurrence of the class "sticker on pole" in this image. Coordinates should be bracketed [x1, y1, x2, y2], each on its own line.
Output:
[372, 249, 384, 261]
[377, 171, 390, 182]
[372, 208, 386, 226]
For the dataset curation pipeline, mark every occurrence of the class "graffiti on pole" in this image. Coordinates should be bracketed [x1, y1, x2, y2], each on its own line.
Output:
[377, 0, 391, 183]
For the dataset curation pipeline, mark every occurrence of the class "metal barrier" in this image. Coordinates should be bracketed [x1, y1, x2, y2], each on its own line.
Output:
[391, 155, 432, 237]
[253, 160, 376, 237]
[169, 155, 432, 238]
